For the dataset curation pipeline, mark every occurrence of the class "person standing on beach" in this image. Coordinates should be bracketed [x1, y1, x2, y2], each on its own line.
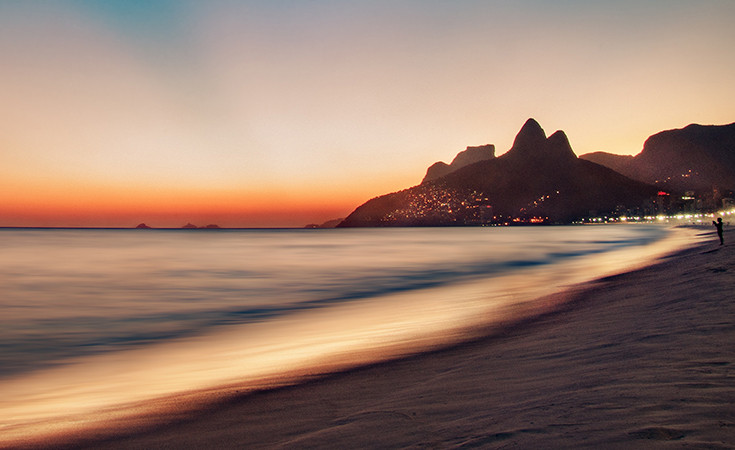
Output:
[713, 217, 724, 245]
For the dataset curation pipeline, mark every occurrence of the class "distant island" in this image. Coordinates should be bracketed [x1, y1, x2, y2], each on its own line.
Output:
[188, 224, 221, 229]
[338, 119, 735, 227]
[134, 223, 221, 229]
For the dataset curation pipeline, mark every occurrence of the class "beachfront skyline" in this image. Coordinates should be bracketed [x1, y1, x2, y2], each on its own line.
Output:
[2, 1, 734, 228]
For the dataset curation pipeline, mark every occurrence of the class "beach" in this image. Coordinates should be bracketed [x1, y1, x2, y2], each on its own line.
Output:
[12, 229, 732, 449]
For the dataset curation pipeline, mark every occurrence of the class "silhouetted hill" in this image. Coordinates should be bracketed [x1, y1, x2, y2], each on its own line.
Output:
[580, 122, 735, 191]
[422, 144, 495, 183]
[580, 152, 635, 176]
[304, 218, 345, 229]
[339, 119, 658, 227]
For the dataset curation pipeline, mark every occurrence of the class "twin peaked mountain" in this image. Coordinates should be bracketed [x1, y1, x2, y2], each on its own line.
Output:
[338, 119, 667, 227]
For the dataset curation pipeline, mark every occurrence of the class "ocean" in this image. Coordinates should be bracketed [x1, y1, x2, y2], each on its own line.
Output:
[0, 225, 695, 439]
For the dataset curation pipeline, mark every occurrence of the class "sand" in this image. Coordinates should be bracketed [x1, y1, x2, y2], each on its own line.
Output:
[13, 232, 735, 449]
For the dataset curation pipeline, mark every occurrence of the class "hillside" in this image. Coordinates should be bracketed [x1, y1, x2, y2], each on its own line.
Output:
[421, 144, 495, 183]
[339, 119, 659, 227]
[580, 122, 735, 192]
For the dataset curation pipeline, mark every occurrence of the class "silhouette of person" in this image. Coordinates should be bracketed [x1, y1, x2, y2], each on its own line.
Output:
[713, 217, 724, 245]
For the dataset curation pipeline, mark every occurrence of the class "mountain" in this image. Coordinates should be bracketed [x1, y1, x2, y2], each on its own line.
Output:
[422, 144, 495, 183]
[577, 152, 634, 176]
[580, 122, 735, 192]
[339, 119, 659, 227]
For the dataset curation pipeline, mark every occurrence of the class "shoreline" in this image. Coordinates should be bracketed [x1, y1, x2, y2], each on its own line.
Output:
[9, 229, 734, 449]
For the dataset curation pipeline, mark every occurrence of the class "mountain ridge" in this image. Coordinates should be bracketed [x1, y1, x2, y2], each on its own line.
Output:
[339, 119, 659, 227]
[580, 122, 735, 192]
[422, 144, 495, 183]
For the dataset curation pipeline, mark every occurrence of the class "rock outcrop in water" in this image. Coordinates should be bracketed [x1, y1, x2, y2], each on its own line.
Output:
[339, 119, 659, 227]
[181, 223, 221, 229]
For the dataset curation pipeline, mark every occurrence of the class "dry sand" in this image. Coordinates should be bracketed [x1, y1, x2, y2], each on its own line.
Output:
[16, 233, 735, 449]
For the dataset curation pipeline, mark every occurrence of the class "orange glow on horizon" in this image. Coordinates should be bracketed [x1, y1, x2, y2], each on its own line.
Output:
[2, 2, 734, 228]
[0, 182, 377, 228]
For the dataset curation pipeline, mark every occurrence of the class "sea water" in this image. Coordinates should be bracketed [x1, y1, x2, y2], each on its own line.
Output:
[0, 225, 694, 440]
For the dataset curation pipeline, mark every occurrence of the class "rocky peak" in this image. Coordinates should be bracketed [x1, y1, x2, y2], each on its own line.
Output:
[450, 144, 495, 167]
[422, 162, 452, 183]
[505, 119, 577, 166]
[546, 130, 577, 161]
[422, 144, 496, 183]
[511, 118, 547, 152]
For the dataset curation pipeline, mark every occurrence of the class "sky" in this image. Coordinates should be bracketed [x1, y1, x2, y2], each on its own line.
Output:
[1, 0, 734, 228]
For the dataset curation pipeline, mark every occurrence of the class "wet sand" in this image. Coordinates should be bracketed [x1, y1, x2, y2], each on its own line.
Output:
[15, 234, 735, 449]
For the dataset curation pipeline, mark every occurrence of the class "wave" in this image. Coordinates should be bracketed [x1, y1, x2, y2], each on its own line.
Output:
[0, 225, 700, 445]
[0, 225, 670, 379]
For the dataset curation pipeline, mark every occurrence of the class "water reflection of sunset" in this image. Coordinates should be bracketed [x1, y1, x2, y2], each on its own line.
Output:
[0, 227, 693, 446]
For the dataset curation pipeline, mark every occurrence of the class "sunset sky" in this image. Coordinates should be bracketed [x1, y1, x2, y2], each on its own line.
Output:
[1, 1, 734, 228]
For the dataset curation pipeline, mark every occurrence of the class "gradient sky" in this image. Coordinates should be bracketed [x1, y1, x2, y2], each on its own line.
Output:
[2, 1, 734, 227]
